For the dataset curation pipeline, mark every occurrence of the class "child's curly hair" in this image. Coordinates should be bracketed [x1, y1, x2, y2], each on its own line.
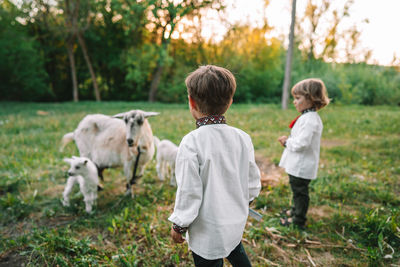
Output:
[291, 78, 330, 110]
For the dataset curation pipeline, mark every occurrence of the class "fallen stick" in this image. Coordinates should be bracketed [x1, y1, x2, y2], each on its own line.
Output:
[305, 248, 316, 267]
[242, 238, 251, 245]
[305, 239, 321, 245]
[265, 227, 284, 240]
[257, 256, 281, 266]
[335, 230, 346, 241]
[305, 243, 367, 252]
[268, 242, 303, 263]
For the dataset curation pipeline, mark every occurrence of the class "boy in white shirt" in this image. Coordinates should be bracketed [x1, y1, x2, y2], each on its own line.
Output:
[278, 78, 330, 229]
[169, 65, 261, 266]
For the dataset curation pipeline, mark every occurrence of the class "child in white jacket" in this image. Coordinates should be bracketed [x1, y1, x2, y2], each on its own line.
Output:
[278, 78, 330, 229]
[169, 65, 261, 266]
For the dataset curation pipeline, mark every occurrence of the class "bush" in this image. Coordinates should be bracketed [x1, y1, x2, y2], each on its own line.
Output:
[0, 5, 52, 101]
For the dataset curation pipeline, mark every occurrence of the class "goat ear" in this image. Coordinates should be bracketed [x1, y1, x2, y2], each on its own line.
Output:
[63, 158, 72, 164]
[83, 160, 88, 165]
[113, 112, 126, 118]
[143, 112, 159, 118]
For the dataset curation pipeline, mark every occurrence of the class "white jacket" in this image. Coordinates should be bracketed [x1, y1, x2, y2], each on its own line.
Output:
[279, 111, 323, 179]
[168, 124, 261, 259]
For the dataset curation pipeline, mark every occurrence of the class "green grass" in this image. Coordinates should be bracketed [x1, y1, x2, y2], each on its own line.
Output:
[0, 102, 399, 266]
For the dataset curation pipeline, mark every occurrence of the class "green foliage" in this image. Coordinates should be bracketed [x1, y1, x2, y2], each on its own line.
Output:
[291, 57, 400, 105]
[24, 228, 101, 266]
[341, 64, 400, 105]
[214, 26, 284, 103]
[0, 1, 52, 101]
[340, 208, 400, 264]
[124, 43, 158, 99]
[0, 192, 35, 222]
[92, 0, 153, 101]
[2, 1, 400, 104]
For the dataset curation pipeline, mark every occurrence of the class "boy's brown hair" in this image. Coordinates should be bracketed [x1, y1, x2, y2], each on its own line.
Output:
[185, 65, 236, 115]
[291, 78, 330, 110]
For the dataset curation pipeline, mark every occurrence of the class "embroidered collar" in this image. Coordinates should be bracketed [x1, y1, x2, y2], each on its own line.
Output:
[196, 115, 226, 128]
[302, 107, 316, 114]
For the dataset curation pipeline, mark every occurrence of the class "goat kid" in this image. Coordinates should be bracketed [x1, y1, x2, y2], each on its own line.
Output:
[154, 136, 178, 186]
[63, 156, 99, 213]
[61, 110, 159, 197]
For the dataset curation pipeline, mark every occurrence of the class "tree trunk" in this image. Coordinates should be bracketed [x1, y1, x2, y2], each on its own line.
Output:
[66, 38, 79, 102]
[308, 41, 314, 61]
[148, 21, 175, 103]
[148, 64, 164, 102]
[281, 0, 297, 110]
[77, 32, 101, 101]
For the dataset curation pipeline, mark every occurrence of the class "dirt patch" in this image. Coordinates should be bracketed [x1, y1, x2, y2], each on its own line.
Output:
[1, 214, 78, 241]
[42, 184, 65, 198]
[0, 250, 27, 267]
[39, 215, 78, 228]
[255, 155, 285, 187]
[308, 205, 335, 220]
[321, 139, 348, 148]
[307, 251, 336, 266]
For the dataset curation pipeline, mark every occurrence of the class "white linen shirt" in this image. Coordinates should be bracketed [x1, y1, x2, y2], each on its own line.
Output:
[279, 111, 323, 180]
[168, 124, 261, 260]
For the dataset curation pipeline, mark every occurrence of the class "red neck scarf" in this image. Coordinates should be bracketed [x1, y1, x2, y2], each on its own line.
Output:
[289, 115, 300, 128]
[289, 108, 316, 128]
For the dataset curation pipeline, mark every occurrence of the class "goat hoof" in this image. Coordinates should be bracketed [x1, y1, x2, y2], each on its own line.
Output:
[124, 189, 131, 196]
[86, 209, 94, 215]
[62, 199, 70, 207]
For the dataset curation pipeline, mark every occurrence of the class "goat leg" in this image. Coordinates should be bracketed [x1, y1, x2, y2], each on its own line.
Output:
[95, 165, 105, 191]
[96, 166, 105, 181]
[62, 176, 76, 207]
[128, 147, 141, 186]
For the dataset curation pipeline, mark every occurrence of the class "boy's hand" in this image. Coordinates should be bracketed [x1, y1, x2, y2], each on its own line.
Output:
[171, 226, 185, 243]
[278, 136, 288, 147]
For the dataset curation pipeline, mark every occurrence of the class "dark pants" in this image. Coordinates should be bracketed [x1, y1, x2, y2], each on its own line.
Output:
[289, 175, 311, 227]
[192, 242, 251, 267]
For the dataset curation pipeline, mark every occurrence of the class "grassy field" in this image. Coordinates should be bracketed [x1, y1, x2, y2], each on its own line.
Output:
[0, 101, 399, 266]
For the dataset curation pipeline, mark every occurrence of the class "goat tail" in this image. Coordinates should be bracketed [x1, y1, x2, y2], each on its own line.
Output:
[153, 136, 160, 148]
[60, 132, 74, 152]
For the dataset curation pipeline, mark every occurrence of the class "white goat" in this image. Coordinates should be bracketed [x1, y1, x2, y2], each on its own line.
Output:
[63, 156, 99, 213]
[61, 110, 159, 196]
[154, 136, 178, 186]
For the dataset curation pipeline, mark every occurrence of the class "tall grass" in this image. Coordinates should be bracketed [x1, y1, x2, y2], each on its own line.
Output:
[0, 102, 399, 266]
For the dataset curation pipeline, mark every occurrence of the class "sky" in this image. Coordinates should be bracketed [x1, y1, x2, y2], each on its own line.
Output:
[199, 0, 400, 66]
